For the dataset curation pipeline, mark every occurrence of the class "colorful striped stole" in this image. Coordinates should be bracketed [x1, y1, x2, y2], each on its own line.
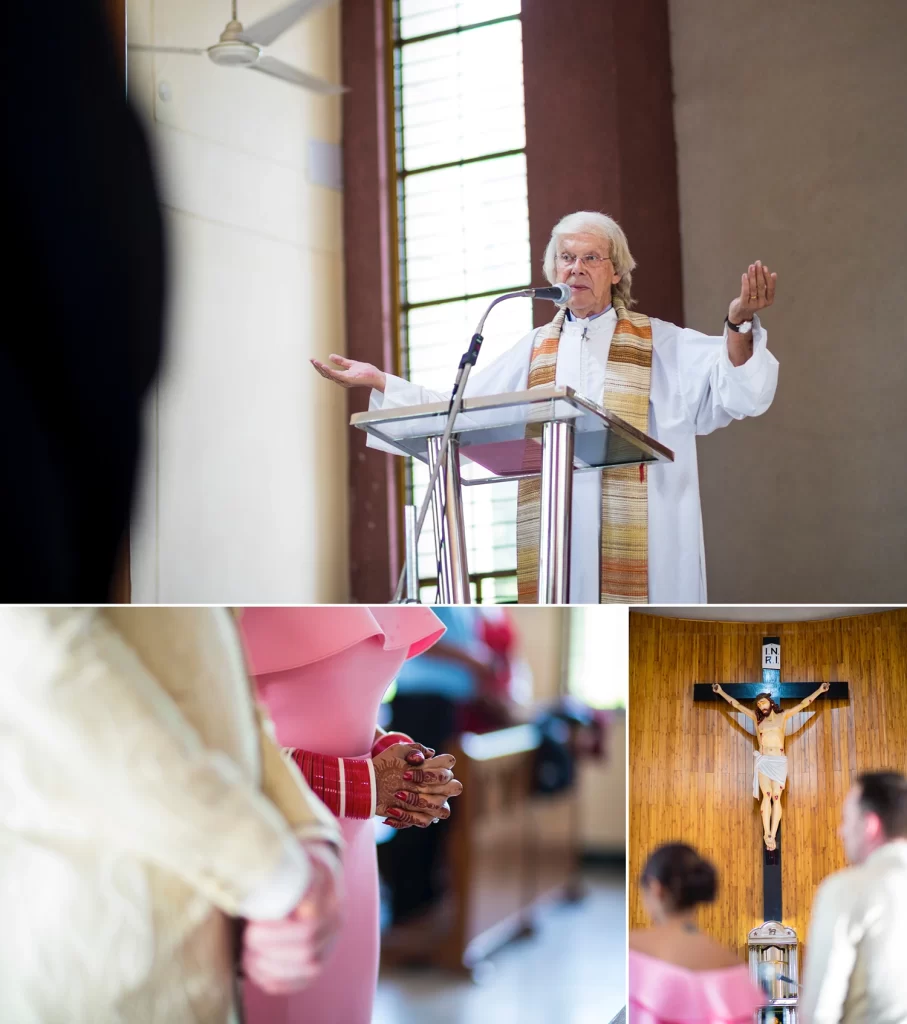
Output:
[515, 297, 653, 603]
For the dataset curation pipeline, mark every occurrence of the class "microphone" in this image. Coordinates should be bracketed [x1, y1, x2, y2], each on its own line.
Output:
[520, 283, 571, 303]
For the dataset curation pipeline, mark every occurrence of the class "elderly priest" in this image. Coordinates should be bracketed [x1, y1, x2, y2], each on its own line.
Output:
[313, 211, 779, 604]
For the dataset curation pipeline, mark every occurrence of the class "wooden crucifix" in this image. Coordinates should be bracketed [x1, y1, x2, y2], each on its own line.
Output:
[694, 635, 849, 923]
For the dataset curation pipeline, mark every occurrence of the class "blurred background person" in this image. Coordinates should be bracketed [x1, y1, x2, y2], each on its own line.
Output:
[239, 606, 463, 1024]
[461, 606, 532, 733]
[387, 606, 506, 750]
[801, 770, 907, 1024]
[0, 607, 341, 1024]
[629, 843, 763, 1023]
[3, 0, 165, 602]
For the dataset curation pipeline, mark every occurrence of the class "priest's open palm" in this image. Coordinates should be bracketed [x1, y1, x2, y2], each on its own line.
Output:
[727, 260, 777, 324]
[311, 354, 387, 392]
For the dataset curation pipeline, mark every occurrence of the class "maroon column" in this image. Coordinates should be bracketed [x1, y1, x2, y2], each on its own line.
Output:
[521, 0, 684, 327]
[341, 0, 401, 603]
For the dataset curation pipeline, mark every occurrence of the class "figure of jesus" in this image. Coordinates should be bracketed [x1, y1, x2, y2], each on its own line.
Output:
[711, 681, 830, 850]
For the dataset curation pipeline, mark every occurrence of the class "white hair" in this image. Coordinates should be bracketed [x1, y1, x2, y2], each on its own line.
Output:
[542, 211, 637, 308]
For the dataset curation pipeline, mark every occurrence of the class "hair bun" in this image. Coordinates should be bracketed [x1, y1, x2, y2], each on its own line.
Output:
[641, 843, 718, 910]
[682, 857, 718, 907]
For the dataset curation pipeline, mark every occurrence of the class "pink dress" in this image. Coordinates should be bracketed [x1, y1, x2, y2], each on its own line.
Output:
[239, 606, 445, 1024]
[629, 949, 765, 1023]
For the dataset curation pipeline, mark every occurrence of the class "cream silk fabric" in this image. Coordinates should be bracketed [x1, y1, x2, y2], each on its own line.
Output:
[801, 841, 907, 1024]
[0, 607, 340, 1024]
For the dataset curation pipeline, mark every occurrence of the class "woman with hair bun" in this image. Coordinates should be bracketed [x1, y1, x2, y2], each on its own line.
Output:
[629, 843, 764, 1023]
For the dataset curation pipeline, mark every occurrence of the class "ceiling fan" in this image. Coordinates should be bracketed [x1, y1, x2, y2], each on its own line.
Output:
[128, 0, 346, 94]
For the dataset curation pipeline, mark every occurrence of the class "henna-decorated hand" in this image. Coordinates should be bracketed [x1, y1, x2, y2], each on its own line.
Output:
[372, 745, 463, 829]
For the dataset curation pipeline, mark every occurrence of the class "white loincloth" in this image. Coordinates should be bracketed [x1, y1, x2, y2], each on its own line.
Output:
[753, 751, 788, 798]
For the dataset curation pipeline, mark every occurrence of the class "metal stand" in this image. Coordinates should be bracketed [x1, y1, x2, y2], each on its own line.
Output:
[444, 438, 471, 603]
[403, 505, 419, 602]
[537, 420, 575, 603]
[425, 438, 451, 602]
[426, 436, 471, 603]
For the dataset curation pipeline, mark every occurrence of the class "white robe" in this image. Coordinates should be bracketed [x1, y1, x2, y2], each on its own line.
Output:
[369, 308, 779, 603]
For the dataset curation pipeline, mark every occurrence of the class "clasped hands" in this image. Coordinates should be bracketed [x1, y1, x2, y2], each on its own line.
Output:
[373, 741, 464, 828]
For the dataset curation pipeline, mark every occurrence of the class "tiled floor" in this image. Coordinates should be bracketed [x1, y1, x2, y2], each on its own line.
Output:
[372, 868, 626, 1024]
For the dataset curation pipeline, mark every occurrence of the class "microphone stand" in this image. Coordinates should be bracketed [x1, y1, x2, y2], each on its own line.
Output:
[392, 290, 543, 603]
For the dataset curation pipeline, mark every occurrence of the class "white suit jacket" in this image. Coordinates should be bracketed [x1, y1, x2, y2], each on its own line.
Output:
[0, 607, 341, 1024]
[800, 841, 907, 1024]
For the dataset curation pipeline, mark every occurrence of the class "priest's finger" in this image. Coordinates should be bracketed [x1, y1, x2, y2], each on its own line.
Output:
[737, 272, 753, 303]
[747, 264, 760, 303]
[765, 269, 777, 305]
[311, 359, 342, 381]
[760, 265, 772, 306]
[738, 272, 750, 304]
[327, 354, 353, 368]
[754, 261, 766, 300]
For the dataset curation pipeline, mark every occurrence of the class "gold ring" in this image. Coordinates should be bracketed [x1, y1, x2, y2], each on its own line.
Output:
[749, 295, 757, 301]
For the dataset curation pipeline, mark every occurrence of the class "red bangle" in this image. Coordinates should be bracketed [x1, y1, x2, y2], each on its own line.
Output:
[371, 731, 415, 758]
[344, 758, 374, 819]
[288, 749, 375, 819]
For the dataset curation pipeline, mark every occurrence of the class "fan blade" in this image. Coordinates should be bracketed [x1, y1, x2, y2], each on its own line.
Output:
[127, 44, 206, 55]
[238, 0, 336, 46]
[250, 56, 346, 94]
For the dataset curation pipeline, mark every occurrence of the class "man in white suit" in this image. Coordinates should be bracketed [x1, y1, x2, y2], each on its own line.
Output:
[801, 771, 907, 1024]
[0, 607, 343, 1024]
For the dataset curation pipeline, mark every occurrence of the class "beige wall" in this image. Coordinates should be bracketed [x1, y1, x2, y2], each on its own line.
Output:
[668, 0, 907, 602]
[126, 0, 349, 602]
[509, 607, 567, 702]
[508, 608, 627, 853]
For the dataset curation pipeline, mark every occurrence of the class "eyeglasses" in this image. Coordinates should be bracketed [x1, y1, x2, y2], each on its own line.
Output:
[557, 253, 613, 269]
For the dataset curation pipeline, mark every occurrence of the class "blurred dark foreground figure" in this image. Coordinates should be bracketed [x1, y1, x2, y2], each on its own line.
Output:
[2, 0, 165, 601]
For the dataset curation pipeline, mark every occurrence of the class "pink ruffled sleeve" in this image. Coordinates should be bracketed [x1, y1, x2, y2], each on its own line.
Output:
[239, 606, 445, 677]
[629, 950, 764, 1023]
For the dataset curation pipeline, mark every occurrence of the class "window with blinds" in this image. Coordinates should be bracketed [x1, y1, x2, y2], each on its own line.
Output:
[393, 1, 531, 604]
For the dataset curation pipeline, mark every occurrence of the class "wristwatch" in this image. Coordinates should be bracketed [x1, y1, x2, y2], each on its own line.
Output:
[726, 316, 753, 334]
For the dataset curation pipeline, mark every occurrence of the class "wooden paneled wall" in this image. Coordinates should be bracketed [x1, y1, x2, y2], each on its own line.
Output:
[629, 609, 907, 959]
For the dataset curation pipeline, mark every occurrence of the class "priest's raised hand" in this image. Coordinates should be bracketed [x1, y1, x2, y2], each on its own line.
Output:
[311, 354, 387, 392]
[726, 261, 778, 366]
